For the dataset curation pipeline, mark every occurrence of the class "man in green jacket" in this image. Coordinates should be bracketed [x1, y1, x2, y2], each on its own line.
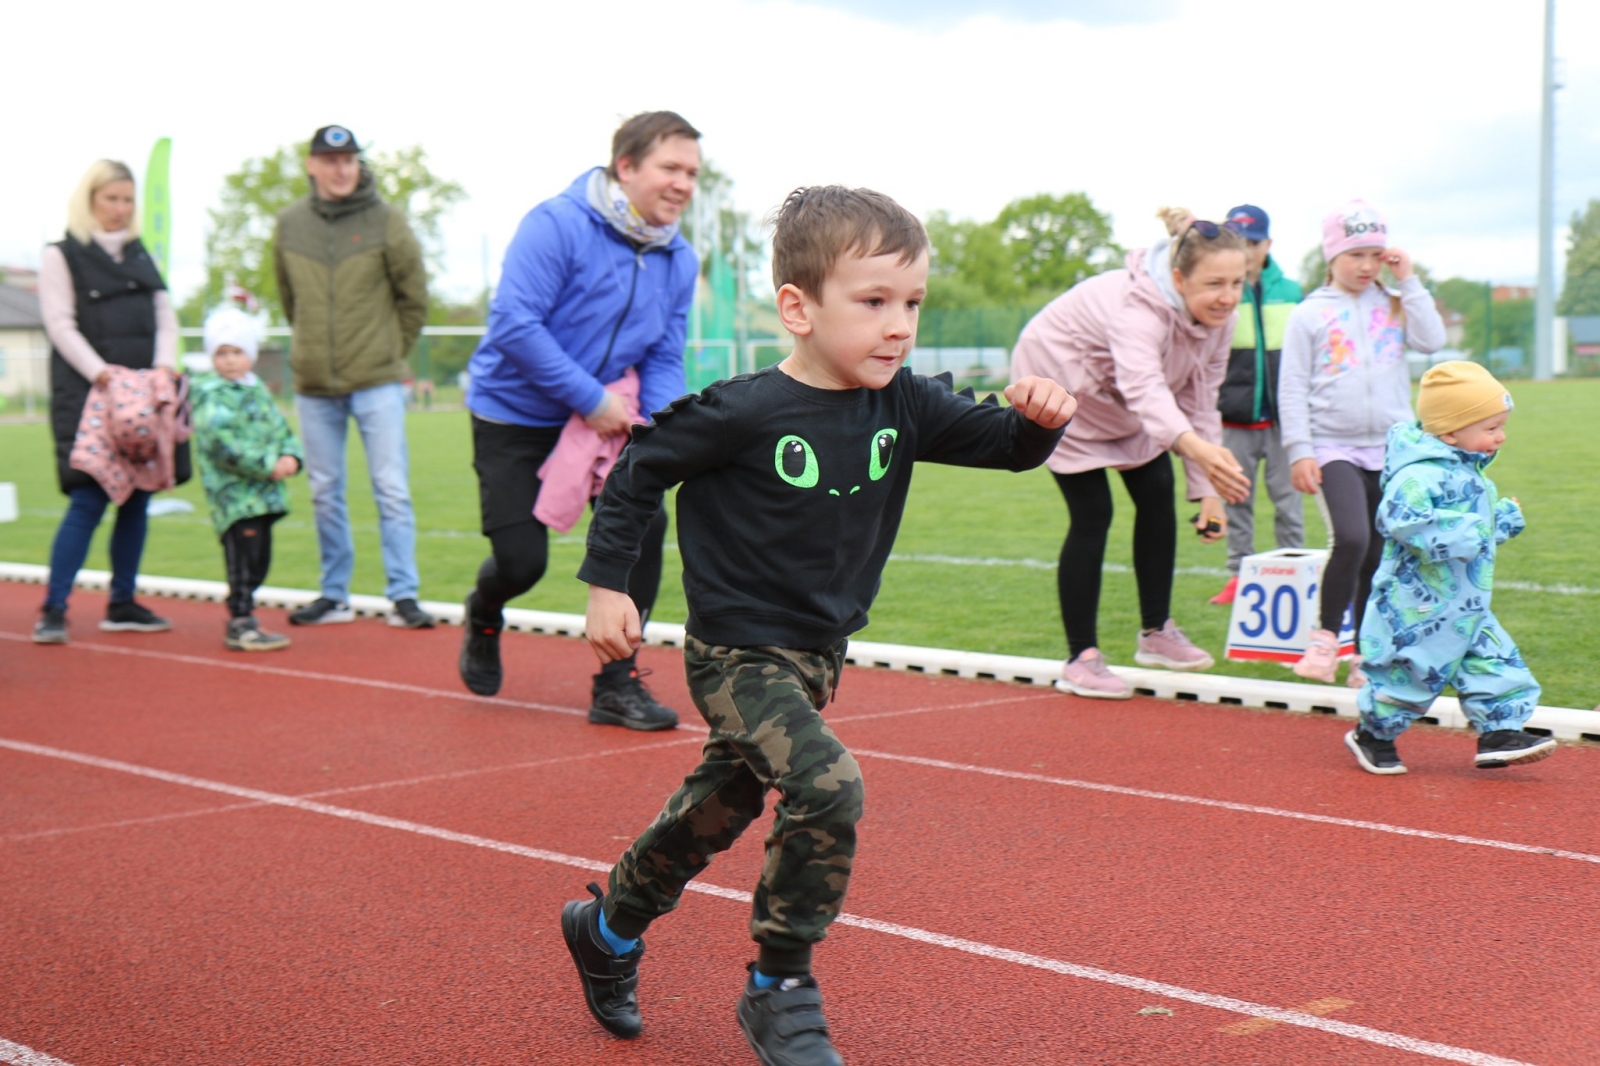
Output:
[273, 124, 433, 629]
[1211, 204, 1305, 605]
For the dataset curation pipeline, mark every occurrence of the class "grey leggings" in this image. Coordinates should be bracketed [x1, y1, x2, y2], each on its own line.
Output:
[1315, 461, 1385, 636]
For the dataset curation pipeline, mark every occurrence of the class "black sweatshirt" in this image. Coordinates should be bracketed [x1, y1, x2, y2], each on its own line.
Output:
[578, 365, 1065, 649]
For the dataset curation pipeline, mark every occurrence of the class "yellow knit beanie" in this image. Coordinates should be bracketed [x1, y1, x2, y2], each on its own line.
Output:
[1417, 361, 1513, 436]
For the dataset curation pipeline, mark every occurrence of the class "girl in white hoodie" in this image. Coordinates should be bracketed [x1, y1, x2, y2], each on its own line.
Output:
[1277, 201, 1446, 684]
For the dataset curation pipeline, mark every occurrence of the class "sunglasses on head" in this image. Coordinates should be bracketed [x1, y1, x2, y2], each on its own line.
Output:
[1174, 220, 1223, 263]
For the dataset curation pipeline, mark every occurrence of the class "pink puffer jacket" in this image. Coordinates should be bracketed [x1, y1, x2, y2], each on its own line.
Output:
[1011, 243, 1232, 498]
[70, 366, 192, 505]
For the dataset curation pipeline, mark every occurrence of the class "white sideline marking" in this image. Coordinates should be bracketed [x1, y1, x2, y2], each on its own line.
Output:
[0, 737, 1536, 1066]
[854, 748, 1600, 866]
[0, 1036, 77, 1066]
[6, 631, 1594, 865]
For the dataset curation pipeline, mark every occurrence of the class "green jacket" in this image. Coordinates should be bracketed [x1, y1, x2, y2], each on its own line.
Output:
[1220, 255, 1303, 425]
[273, 168, 428, 397]
[192, 373, 304, 535]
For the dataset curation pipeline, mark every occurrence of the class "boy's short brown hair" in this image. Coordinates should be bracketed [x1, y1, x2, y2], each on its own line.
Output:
[607, 111, 701, 180]
[770, 186, 928, 299]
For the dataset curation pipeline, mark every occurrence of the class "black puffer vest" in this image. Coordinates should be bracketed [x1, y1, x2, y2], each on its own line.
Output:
[49, 234, 166, 493]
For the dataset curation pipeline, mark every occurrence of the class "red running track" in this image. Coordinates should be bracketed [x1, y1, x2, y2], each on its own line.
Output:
[2, 581, 1598, 1066]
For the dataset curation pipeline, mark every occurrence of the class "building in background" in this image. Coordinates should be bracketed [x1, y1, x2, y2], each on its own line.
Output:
[0, 283, 48, 405]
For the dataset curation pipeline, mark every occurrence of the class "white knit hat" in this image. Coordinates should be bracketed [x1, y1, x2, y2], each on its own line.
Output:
[202, 307, 261, 364]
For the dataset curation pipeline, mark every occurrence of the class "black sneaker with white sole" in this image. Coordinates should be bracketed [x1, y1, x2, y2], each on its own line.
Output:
[737, 965, 843, 1066]
[561, 882, 644, 1039]
[458, 592, 503, 696]
[224, 617, 291, 652]
[387, 597, 435, 629]
[1345, 728, 1407, 775]
[100, 600, 172, 633]
[589, 668, 678, 731]
[1475, 729, 1557, 768]
[288, 597, 355, 626]
[33, 606, 67, 644]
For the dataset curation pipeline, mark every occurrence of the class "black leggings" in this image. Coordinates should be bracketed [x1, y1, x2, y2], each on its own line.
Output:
[1053, 454, 1176, 659]
[221, 515, 276, 619]
[1316, 461, 1384, 635]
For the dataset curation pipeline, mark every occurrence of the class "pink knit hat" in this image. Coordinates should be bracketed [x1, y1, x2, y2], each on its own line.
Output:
[1322, 200, 1388, 261]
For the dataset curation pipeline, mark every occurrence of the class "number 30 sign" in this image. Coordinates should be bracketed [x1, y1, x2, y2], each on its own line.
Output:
[1224, 549, 1356, 664]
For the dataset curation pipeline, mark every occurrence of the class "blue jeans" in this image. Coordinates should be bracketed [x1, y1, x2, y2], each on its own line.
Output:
[295, 382, 420, 603]
[45, 485, 150, 610]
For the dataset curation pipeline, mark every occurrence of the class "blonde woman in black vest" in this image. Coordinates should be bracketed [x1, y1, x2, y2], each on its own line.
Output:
[34, 160, 178, 644]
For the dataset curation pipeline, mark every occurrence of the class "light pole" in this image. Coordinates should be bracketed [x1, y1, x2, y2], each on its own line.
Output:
[1534, 0, 1558, 380]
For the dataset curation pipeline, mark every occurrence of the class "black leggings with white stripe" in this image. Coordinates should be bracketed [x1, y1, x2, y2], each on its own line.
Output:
[222, 515, 277, 619]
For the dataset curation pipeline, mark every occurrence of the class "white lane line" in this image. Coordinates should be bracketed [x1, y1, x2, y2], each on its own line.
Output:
[0, 738, 708, 845]
[0, 1036, 77, 1066]
[854, 748, 1600, 865]
[0, 737, 1536, 1066]
[7, 631, 1594, 865]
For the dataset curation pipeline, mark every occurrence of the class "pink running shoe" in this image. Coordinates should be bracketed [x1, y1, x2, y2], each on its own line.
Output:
[1134, 620, 1215, 671]
[1056, 648, 1132, 700]
[1346, 662, 1368, 688]
[1292, 629, 1340, 683]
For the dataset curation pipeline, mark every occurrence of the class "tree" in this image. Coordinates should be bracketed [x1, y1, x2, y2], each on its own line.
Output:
[1558, 199, 1600, 316]
[1435, 278, 1533, 363]
[180, 144, 464, 325]
[927, 193, 1122, 309]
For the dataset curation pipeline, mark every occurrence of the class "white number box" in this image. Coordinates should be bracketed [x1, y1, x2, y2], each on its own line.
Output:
[1225, 548, 1355, 664]
[0, 483, 16, 524]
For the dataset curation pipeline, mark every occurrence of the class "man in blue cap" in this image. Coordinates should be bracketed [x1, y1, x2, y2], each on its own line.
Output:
[1211, 204, 1304, 605]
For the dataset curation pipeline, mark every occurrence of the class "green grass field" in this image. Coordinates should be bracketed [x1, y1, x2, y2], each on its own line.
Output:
[2, 380, 1594, 708]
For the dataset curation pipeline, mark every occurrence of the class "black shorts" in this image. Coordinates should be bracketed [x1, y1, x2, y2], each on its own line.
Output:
[470, 416, 564, 535]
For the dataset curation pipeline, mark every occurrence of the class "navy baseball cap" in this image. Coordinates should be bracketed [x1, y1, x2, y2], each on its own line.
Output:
[310, 125, 361, 155]
[1224, 204, 1270, 241]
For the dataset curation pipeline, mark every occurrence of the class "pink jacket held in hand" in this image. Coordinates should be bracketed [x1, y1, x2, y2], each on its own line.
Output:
[533, 368, 642, 533]
[1010, 244, 1232, 499]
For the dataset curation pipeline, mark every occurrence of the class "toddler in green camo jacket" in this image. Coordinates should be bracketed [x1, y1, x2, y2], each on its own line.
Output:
[193, 307, 303, 652]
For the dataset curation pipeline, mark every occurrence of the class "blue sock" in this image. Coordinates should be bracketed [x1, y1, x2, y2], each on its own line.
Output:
[595, 908, 638, 955]
[751, 970, 783, 989]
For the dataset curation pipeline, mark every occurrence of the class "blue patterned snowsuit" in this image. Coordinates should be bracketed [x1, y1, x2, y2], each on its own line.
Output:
[1356, 422, 1539, 740]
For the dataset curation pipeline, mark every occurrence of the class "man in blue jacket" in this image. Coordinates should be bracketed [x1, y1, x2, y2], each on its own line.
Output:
[459, 112, 700, 728]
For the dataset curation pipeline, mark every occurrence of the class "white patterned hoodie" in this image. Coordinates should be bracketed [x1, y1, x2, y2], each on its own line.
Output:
[1276, 276, 1446, 465]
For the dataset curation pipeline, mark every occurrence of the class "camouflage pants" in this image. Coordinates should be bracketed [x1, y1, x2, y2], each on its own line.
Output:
[603, 636, 862, 976]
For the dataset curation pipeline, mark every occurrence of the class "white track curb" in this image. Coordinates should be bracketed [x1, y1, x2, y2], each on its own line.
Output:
[5, 561, 1596, 742]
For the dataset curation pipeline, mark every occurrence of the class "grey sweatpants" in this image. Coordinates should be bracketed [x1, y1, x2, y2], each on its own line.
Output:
[1222, 423, 1304, 574]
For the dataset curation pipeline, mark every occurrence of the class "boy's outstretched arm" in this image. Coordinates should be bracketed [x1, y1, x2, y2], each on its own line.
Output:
[586, 585, 641, 663]
[1004, 376, 1077, 428]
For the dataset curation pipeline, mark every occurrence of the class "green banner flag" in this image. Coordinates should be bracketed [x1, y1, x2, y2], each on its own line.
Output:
[141, 137, 172, 280]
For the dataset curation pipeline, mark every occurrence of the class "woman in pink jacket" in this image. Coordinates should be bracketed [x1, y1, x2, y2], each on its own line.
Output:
[1013, 209, 1252, 699]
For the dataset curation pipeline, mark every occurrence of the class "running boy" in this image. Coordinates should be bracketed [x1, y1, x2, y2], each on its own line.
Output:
[1346, 361, 1554, 775]
[192, 307, 303, 651]
[561, 187, 1075, 1065]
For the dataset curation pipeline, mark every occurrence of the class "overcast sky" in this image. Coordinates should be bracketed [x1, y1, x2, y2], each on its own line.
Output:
[4, 0, 1596, 304]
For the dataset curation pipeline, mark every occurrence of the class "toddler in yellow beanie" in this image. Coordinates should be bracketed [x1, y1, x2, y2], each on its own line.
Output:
[1344, 361, 1553, 775]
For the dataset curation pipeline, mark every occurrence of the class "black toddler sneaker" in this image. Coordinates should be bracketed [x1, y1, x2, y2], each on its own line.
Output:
[737, 965, 844, 1066]
[458, 592, 503, 696]
[1475, 730, 1557, 768]
[589, 668, 679, 731]
[33, 606, 67, 644]
[561, 882, 644, 1039]
[100, 600, 172, 633]
[1345, 728, 1407, 775]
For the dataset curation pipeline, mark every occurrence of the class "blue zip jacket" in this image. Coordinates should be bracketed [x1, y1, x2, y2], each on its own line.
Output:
[466, 169, 698, 427]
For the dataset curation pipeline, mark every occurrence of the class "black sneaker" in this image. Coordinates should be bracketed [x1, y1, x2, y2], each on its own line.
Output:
[1475, 729, 1557, 769]
[458, 592, 503, 696]
[1345, 728, 1407, 775]
[32, 606, 67, 645]
[387, 597, 435, 629]
[561, 882, 644, 1039]
[224, 617, 291, 652]
[737, 965, 843, 1066]
[589, 668, 679, 731]
[289, 597, 354, 626]
[100, 600, 172, 633]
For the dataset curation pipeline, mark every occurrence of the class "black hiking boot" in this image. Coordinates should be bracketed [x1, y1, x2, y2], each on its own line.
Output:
[589, 667, 678, 731]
